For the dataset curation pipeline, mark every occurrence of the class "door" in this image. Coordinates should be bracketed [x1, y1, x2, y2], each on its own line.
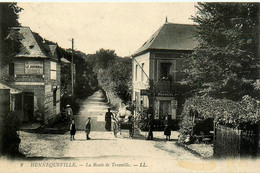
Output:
[23, 92, 34, 121]
[159, 100, 171, 120]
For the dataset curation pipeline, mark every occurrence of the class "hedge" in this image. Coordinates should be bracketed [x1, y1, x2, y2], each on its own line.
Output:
[178, 95, 259, 144]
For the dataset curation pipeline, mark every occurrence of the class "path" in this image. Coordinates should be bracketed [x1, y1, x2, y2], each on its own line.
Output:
[18, 90, 202, 173]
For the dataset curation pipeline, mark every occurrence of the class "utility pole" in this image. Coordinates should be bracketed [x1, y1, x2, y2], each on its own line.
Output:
[71, 38, 74, 97]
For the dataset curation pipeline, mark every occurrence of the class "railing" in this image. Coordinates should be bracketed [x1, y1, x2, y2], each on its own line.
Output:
[213, 123, 259, 158]
[153, 81, 189, 96]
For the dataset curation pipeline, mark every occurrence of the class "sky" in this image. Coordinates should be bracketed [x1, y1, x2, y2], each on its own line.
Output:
[18, 2, 196, 57]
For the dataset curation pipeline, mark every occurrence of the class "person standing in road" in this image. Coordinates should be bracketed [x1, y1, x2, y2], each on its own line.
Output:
[105, 108, 113, 131]
[128, 115, 134, 139]
[85, 117, 91, 140]
[146, 114, 153, 140]
[70, 119, 76, 141]
[65, 105, 73, 120]
[164, 115, 171, 141]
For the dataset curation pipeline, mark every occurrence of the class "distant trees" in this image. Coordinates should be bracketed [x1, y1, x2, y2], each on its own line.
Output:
[57, 48, 98, 100]
[85, 49, 132, 105]
[187, 3, 259, 100]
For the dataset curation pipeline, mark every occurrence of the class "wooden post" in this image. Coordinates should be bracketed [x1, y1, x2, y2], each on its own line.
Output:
[148, 79, 154, 117]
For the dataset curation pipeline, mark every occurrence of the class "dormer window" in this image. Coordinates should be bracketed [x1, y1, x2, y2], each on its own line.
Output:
[29, 45, 34, 49]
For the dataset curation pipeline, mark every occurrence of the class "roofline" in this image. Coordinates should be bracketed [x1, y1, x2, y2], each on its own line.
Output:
[132, 48, 194, 57]
[132, 22, 197, 57]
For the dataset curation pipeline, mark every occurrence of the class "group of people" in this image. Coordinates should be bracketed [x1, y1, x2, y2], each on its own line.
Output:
[105, 108, 134, 138]
[66, 104, 172, 141]
[65, 105, 91, 141]
[146, 114, 172, 141]
[67, 106, 134, 141]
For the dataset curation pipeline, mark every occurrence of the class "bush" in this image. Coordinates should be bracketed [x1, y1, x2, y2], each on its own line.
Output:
[135, 108, 149, 131]
[0, 111, 22, 156]
[178, 95, 259, 144]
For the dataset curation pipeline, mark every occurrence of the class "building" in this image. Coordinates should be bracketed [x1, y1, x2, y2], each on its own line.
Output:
[0, 82, 23, 114]
[1, 27, 61, 125]
[132, 22, 198, 124]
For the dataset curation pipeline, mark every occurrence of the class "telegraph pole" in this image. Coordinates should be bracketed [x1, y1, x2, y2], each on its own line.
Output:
[71, 38, 74, 97]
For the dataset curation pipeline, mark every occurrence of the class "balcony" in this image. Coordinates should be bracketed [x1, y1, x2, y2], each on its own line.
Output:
[153, 80, 190, 96]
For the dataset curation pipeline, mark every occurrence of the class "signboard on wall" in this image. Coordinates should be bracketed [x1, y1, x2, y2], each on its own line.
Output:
[25, 61, 43, 74]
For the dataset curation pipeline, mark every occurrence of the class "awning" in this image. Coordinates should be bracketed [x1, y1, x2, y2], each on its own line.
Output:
[0, 82, 22, 94]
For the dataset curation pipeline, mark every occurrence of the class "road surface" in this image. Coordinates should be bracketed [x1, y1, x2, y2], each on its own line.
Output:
[16, 91, 205, 173]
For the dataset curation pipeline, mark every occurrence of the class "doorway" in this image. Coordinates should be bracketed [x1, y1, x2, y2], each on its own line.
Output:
[23, 92, 34, 121]
[159, 100, 171, 120]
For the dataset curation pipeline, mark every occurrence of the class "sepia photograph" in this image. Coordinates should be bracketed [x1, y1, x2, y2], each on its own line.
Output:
[0, 1, 260, 173]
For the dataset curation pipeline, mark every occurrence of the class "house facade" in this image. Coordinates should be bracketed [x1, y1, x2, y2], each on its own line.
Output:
[132, 22, 198, 123]
[2, 27, 61, 125]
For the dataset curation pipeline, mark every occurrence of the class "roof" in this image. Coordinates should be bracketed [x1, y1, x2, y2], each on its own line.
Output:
[8, 27, 57, 59]
[132, 23, 198, 57]
[60, 57, 71, 64]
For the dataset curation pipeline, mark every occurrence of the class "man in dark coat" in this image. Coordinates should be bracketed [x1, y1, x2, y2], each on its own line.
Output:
[105, 108, 113, 131]
[146, 114, 153, 140]
[85, 117, 91, 140]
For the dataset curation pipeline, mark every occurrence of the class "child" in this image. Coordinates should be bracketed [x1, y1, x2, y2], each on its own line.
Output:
[70, 119, 76, 141]
[85, 117, 91, 140]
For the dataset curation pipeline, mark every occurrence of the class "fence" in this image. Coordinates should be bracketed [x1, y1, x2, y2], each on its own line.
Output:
[214, 123, 260, 158]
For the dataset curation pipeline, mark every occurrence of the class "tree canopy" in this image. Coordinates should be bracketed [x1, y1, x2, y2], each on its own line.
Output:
[0, 3, 23, 69]
[187, 3, 259, 100]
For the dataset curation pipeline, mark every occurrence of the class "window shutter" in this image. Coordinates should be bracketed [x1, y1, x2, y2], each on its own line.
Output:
[170, 60, 176, 81]
[171, 100, 177, 119]
[154, 100, 159, 119]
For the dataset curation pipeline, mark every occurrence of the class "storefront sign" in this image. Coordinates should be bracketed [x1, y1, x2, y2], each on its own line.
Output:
[25, 61, 43, 74]
[156, 92, 174, 97]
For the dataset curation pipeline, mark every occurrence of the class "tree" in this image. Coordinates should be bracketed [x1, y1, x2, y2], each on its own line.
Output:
[0, 3, 23, 157]
[0, 3, 23, 70]
[188, 3, 259, 100]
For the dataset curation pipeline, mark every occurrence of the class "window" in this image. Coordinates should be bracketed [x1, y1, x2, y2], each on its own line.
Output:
[135, 65, 138, 81]
[50, 61, 57, 80]
[160, 63, 172, 80]
[9, 63, 14, 76]
[53, 87, 57, 106]
[141, 63, 144, 81]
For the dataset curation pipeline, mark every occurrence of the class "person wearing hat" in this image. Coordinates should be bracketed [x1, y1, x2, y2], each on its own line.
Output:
[105, 108, 113, 131]
[65, 104, 73, 120]
[85, 117, 91, 140]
